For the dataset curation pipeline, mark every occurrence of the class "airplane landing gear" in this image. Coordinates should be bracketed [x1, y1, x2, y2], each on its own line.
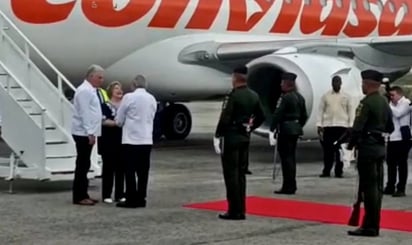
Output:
[154, 103, 192, 141]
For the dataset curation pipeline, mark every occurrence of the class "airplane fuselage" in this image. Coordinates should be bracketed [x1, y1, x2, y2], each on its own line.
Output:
[1, 0, 412, 89]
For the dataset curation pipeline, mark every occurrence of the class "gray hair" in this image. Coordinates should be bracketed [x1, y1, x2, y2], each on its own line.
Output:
[85, 64, 104, 78]
[132, 75, 147, 88]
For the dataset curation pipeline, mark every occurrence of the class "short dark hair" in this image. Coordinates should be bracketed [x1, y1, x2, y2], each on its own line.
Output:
[332, 76, 341, 83]
[389, 86, 404, 95]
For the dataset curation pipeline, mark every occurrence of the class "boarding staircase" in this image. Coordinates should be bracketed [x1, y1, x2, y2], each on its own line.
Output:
[0, 11, 100, 182]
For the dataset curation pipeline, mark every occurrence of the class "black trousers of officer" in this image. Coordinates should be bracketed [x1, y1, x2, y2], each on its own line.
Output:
[357, 147, 385, 231]
[321, 127, 347, 176]
[221, 140, 249, 215]
[123, 144, 152, 204]
[386, 140, 411, 192]
[72, 135, 94, 203]
[101, 147, 125, 201]
[277, 134, 299, 192]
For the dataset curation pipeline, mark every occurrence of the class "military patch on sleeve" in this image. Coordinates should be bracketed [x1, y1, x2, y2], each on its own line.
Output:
[276, 97, 282, 108]
[355, 103, 363, 118]
[222, 95, 230, 109]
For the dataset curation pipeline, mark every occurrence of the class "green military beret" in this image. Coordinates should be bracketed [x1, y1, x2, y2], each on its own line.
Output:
[281, 72, 297, 81]
[361, 69, 383, 83]
[233, 66, 248, 75]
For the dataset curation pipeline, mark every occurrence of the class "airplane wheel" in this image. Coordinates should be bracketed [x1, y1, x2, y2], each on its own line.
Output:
[162, 104, 192, 140]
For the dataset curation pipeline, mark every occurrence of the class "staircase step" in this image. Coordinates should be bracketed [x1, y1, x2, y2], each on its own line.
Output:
[30, 114, 56, 129]
[45, 155, 76, 173]
[46, 154, 76, 160]
[45, 127, 65, 142]
[8, 87, 30, 100]
[45, 141, 72, 157]
[17, 99, 43, 115]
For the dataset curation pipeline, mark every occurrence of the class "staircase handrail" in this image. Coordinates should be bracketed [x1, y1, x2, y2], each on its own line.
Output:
[0, 62, 46, 112]
[0, 10, 76, 92]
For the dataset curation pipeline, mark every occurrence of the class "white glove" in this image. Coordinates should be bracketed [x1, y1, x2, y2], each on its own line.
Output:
[269, 132, 277, 146]
[340, 143, 354, 169]
[213, 137, 221, 154]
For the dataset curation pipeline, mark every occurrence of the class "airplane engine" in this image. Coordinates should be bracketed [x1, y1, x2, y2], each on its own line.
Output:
[246, 50, 364, 139]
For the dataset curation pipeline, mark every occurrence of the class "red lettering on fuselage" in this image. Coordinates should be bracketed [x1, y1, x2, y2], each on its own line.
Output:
[11, 0, 75, 24]
[343, 0, 377, 37]
[149, 0, 189, 28]
[81, 0, 155, 27]
[9, 0, 412, 38]
[227, 0, 275, 31]
[186, 0, 222, 29]
[378, 0, 412, 36]
[269, 0, 301, 34]
[300, 0, 350, 36]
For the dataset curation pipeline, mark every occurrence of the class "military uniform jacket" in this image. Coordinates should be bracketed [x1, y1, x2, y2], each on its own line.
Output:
[270, 91, 308, 136]
[348, 91, 394, 158]
[215, 86, 265, 144]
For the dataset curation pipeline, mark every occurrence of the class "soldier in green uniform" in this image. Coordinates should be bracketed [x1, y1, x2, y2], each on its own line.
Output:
[347, 70, 394, 237]
[269, 72, 308, 194]
[214, 66, 265, 220]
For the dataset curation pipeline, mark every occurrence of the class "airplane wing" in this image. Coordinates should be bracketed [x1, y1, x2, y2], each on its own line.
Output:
[178, 38, 340, 71]
[178, 36, 412, 74]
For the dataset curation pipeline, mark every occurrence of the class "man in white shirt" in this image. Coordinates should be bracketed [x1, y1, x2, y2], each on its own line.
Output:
[317, 76, 354, 178]
[385, 86, 411, 197]
[71, 64, 104, 205]
[115, 75, 157, 208]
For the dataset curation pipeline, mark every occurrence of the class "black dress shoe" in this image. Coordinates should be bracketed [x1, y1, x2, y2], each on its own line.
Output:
[274, 189, 295, 195]
[335, 173, 343, 178]
[245, 170, 252, 175]
[383, 187, 395, 195]
[319, 173, 330, 178]
[347, 228, 379, 237]
[116, 201, 146, 208]
[218, 213, 245, 220]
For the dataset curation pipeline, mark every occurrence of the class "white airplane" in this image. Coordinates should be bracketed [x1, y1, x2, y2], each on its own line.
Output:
[1, 0, 412, 141]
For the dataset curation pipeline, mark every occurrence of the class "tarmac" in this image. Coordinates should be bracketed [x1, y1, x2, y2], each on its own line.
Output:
[0, 102, 411, 245]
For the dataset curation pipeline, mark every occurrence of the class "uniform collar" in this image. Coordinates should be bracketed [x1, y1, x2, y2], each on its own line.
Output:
[234, 84, 247, 90]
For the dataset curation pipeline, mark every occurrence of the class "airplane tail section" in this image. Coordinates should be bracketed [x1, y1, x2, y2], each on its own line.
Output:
[0, 10, 100, 182]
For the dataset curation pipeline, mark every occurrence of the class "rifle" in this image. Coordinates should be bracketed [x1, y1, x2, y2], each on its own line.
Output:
[348, 172, 362, 226]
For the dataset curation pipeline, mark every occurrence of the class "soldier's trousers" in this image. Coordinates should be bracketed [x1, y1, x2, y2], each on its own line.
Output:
[221, 141, 249, 215]
[357, 156, 384, 231]
[277, 134, 299, 192]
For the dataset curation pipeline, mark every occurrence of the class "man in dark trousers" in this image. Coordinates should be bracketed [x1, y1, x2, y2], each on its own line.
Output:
[317, 76, 354, 178]
[269, 72, 308, 195]
[213, 66, 265, 220]
[115, 75, 157, 208]
[347, 69, 394, 237]
[385, 86, 411, 197]
[71, 64, 104, 205]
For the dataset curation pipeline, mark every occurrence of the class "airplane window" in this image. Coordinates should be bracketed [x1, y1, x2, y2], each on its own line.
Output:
[285, 0, 292, 4]
[304, 0, 311, 5]
[336, 0, 343, 8]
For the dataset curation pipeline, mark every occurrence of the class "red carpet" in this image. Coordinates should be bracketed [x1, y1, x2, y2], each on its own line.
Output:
[183, 196, 412, 233]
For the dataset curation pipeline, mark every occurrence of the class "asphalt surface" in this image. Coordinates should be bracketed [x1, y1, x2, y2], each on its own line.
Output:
[0, 102, 411, 245]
